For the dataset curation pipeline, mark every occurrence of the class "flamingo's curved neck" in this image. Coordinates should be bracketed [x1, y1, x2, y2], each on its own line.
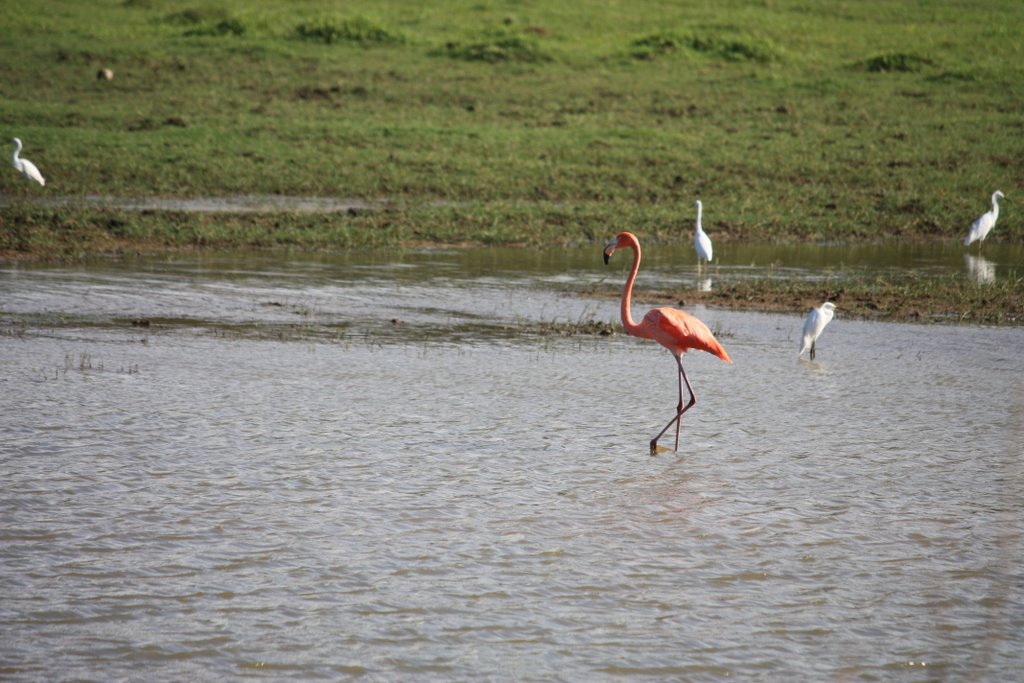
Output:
[619, 242, 642, 334]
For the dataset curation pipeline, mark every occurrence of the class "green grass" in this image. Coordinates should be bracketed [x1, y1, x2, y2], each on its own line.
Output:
[1, 0, 1022, 259]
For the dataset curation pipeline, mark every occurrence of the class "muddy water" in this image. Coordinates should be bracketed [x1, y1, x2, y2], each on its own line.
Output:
[2, 249, 1022, 681]
[1, 194, 387, 214]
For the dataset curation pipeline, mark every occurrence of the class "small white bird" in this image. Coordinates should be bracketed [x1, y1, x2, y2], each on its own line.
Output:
[693, 199, 713, 268]
[799, 302, 836, 360]
[10, 137, 46, 186]
[964, 191, 1003, 247]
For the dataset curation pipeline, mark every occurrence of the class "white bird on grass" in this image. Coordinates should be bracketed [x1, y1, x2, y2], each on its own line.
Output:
[964, 191, 1003, 247]
[10, 138, 46, 186]
[693, 199, 713, 269]
[798, 302, 836, 361]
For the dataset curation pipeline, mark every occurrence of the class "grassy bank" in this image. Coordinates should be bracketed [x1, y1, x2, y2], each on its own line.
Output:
[2, 1, 1022, 250]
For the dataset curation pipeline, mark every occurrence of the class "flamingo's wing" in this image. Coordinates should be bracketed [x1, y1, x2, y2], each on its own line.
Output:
[653, 308, 731, 362]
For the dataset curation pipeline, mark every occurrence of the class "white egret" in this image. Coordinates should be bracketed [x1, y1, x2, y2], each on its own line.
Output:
[10, 138, 46, 186]
[798, 302, 836, 360]
[964, 191, 1003, 247]
[693, 199, 713, 268]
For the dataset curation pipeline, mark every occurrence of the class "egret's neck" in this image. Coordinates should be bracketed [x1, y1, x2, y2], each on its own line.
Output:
[619, 244, 642, 333]
[10, 142, 20, 163]
[695, 203, 703, 232]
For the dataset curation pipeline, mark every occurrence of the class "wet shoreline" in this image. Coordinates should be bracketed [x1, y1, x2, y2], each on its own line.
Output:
[0, 193, 390, 214]
[2, 200, 1020, 326]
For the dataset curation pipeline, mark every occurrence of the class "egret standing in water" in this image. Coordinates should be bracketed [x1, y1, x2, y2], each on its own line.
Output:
[693, 199, 713, 271]
[10, 138, 45, 186]
[604, 232, 732, 454]
[798, 302, 836, 361]
[964, 191, 1003, 247]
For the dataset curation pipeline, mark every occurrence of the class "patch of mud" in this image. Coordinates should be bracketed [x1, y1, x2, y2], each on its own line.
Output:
[627, 278, 1024, 326]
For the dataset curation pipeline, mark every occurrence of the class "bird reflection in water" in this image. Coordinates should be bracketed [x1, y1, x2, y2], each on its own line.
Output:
[963, 253, 996, 284]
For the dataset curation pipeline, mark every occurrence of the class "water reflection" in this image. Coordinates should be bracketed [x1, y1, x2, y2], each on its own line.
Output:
[964, 253, 996, 284]
[697, 276, 713, 292]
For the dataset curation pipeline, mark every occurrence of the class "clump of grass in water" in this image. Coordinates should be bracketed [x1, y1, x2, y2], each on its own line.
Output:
[538, 319, 616, 336]
[710, 319, 735, 339]
[295, 16, 407, 46]
[63, 351, 101, 373]
[631, 31, 779, 63]
[536, 309, 616, 337]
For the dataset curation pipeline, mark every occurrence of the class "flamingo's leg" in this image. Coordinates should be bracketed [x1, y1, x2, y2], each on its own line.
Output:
[650, 356, 697, 454]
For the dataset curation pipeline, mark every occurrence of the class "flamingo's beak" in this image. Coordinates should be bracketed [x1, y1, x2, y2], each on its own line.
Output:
[603, 240, 617, 264]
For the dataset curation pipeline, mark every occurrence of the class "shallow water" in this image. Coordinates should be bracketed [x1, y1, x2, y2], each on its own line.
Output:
[2, 250, 1022, 681]
[1, 194, 386, 214]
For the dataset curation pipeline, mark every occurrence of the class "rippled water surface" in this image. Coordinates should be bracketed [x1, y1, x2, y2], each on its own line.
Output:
[2, 249, 1022, 681]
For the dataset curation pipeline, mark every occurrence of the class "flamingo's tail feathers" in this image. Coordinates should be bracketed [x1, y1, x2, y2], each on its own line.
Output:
[690, 321, 732, 363]
[704, 336, 732, 364]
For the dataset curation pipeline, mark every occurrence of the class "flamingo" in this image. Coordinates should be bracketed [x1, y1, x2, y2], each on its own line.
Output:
[798, 302, 836, 360]
[10, 138, 46, 186]
[604, 231, 732, 454]
[693, 199, 713, 269]
[964, 191, 1004, 247]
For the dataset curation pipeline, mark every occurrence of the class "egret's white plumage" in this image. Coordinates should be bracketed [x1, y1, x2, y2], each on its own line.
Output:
[964, 191, 1003, 246]
[10, 138, 45, 186]
[798, 302, 836, 360]
[693, 199, 713, 265]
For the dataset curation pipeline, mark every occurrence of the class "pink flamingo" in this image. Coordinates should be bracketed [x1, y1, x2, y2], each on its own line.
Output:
[604, 232, 732, 454]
